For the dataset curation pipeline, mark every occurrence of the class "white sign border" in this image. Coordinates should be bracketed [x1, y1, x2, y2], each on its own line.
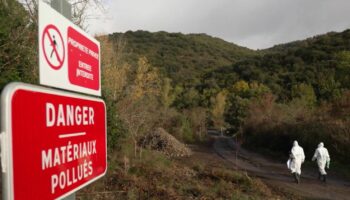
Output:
[1, 82, 107, 200]
[39, 0, 101, 96]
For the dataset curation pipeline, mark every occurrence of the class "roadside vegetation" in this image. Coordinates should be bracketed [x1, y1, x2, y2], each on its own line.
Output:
[77, 140, 285, 200]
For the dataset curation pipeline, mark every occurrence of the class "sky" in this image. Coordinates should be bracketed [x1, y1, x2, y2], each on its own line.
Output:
[87, 0, 350, 50]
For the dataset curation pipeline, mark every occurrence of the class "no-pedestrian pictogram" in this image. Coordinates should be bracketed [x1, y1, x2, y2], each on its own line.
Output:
[42, 24, 65, 70]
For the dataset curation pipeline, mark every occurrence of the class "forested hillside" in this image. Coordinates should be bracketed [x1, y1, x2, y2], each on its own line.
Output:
[209, 30, 350, 101]
[112, 30, 350, 103]
[108, 30, 350, 170]
[110, 31, 256, 84]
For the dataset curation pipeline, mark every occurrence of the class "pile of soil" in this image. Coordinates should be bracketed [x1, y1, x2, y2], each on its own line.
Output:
[139, 128, 192, 157]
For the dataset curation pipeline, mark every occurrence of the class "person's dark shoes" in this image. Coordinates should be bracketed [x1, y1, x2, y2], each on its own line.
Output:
[292, 173, 296, 182]
[296, 173, 300, 184]
[293, 173, 300, 184]
[323, 175, 327, 183]
[318, 172, 322, 180]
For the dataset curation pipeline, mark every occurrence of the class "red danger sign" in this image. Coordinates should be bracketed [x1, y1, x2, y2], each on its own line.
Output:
[1, 83, 106, 200]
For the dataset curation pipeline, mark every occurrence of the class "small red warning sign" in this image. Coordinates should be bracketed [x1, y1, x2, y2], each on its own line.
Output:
[68, 27, 100, 91]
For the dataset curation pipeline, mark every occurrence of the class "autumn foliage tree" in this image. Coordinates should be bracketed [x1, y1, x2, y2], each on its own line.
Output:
[210, 90, 227, 128]
[117, 57, 162, 157]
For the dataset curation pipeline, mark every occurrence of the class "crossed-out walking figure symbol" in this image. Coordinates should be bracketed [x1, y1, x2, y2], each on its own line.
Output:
[50, 35, 57, 59]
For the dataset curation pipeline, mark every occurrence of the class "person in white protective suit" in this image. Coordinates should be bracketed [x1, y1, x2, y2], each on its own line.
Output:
[312, 142, 330, 182]
[289, 140, 305, 184]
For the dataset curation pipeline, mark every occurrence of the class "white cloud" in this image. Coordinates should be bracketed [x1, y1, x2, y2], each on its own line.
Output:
[87, 0, 350, 49]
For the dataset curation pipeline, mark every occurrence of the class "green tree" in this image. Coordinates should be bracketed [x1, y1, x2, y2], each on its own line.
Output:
[335, 51, 350, 89]
[175, 86, 200, 109]
[291, 83, 317, 107]
[224, 95, 249, 135]
[161, 78, 176, 107]
[232, 80, 250, 97]
[316, 72, 342, 101]
[0, 0, 37, 90]
[248, 82, 271, 98]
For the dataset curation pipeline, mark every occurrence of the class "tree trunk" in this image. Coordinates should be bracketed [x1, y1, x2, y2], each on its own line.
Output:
[133, 139, 137, 158]
[3, 0, 8, 8]
[139, 146, 143, 159]
[123, 155, 129, 174]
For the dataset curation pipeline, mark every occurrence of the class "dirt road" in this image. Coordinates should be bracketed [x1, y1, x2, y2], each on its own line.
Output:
[212, 136, 350, 200]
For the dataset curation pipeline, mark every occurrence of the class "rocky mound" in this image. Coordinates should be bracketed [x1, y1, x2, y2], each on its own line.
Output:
[139, 128, 192, 157]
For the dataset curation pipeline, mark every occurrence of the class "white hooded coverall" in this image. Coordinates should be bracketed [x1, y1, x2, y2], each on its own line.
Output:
[290, 141, 305, 175]
[312, 142, 330, 175]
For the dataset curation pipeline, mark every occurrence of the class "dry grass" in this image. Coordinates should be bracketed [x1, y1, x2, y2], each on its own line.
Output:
[76, 143, 283, 200]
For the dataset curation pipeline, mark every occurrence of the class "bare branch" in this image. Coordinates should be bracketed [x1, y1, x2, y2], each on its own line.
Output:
[18, 0, 105, 29]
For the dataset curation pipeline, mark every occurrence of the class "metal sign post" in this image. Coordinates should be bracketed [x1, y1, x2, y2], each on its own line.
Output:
[51, 0, 72, 21]
[51, 1, 76, 199]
